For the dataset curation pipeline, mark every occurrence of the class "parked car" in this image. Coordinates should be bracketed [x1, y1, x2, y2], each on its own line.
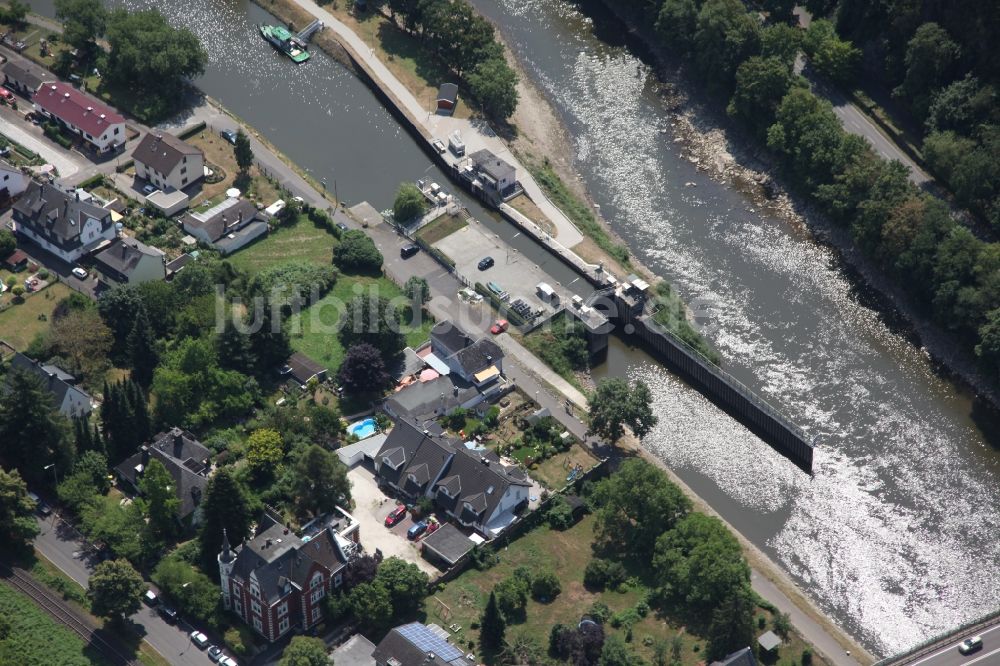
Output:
[220, 129, 238, 145]
[958, 637, 983, 655]
[157, 605, 178, 623]
[190, 631, 210, 649]
[407, 521, 428, 540]
[478, 256, 494, 270]
[220, 656, 239, 666]
[432, 139, 446, 154]
[142, 184, 157, 195]
[400, 244, 419, 259]
[71, 267, 88, 279]
[26, 491, 51, 516]
[384, 505, 406, 527]
[490, 319, 509, 335]
[143, 589, 158, 606]
[0, 88, 12, 102]
[336, 222, 349, 232]
[207, 646, 225, 662]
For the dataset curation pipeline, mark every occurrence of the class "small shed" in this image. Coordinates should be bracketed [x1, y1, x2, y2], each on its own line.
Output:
[757, 630, 782, 654]
[437, 82, 459, 113]
[281, 352, 327, 386]
[336, 433, 387, 468]
[421, 523, 475, 568]
[3, 249, 29, 272]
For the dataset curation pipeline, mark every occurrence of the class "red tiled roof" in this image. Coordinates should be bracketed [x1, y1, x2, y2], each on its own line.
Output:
[4, 249, 28, 265]
[33, 82, 125, 137]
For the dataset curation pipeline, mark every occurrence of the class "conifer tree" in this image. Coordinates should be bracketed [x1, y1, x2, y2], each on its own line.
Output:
[480, 591, 506, 651]
[127, 304, 158, 388]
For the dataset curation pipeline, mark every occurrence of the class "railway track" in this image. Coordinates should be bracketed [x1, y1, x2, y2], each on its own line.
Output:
[0, 564, 140, 666]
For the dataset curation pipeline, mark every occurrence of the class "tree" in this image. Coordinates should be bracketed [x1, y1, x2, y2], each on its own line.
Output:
[599, 635, 639, 666]
[393, 183, 429, 224]
[494, 574, 529, 618]
[292, 444, 352, 518]
[652, 513, 750, 611]
[98, 285, 145, 359]
[656, 0, 699, 54]
[531, 570, 561, 601]
[466, 58, 519, 120]
[217, 317, 257, 374]
[552, 621, 605, 666]
[100, 379, 150, 463]
[333, 229, 383, 274]
[587, 377, 658, 443]
[54, 0, 107, 53]
[234, 129, 253, 175]
[127, 304, 158, 389]
[280, 636, 330, 666]
[0, 468, 40, 550]
[0, 229, 15, 258]
[337, 343, 390, 395]
[976, 308, 1000, 379]
[140, 458, 179, 541]
[480, 591, 506, 651]
[760, 0, 795, 22]
[152, 556, 220, 624]
[374, 557, 428, 613]
[760, 23, 802, 68]
[706, 585, 755, 661]
[249, 303, 291, 372]
[88, 559, 144, 622]
[342, 552, 382, 589]
[773, 611, 792, 639]
[339, 295, 405, 361]
[404, 276, 430, 305]
[727, 56, 795, 137]
[590, 459, 691, 557]
[199, 468, 252, 571]
[894, 23, 961, 120]
[925, 76, 997, 136]
[246, 428, 284, 474]
[104, 9, 207, 120]
[693, 0, 762, 96]
[347, 581, 393, 627]
[811, 33, 860, 85]
[0, 369, 73, 486]
[50, 307, 113, 382]
[0, 0, 28, 28]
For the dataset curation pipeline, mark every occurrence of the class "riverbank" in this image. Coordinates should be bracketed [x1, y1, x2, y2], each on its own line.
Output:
[589, 0, 1000, 410]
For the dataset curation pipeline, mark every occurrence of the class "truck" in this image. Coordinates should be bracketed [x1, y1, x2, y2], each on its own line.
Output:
[448, 131, 465, 157]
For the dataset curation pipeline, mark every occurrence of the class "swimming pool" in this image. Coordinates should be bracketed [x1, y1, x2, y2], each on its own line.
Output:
[347, 417, 377, 439]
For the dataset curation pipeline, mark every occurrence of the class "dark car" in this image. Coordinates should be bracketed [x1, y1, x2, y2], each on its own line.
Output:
[407, 521, 428, 540]
[400, 244, 419, 259]
[158, 605, 178, 623]
[336, 222, 349, 232]
[958, 637, 983, 655]
[207, 646, 225, 663]
[220, 129, 238, 145]
[478, 256, 494, 270]
[384, 505, 406, 527]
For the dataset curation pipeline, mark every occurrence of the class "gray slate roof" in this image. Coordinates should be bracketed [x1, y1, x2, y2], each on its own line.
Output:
[711, 647, 757, 666]
[8, 352, 93, 417]
[13, 182, 112, 253]
[93, 237, 165, 282]
[469, 149, 515, 180]
[2, 60, 52, 92]
[430, 320, 473, 357]
[432, 446, 529, 526]
[114, 427, 211, 519]
[420, 523, 474, 566]
[452, 338, 502, 377]
[384, 375, 481, 422]
[182, 198, 263, 243]
[375, 419, 457, 494]
[132, 132, 202, 177]
[373, 623, 470, 666]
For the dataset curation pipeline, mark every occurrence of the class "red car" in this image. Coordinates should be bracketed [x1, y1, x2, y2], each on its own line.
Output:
[0, 89, 12, 103]
[490, 319, 509, 335]
[384, 505, 406, 527]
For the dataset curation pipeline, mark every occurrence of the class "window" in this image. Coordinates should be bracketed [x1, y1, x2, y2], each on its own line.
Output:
[310, 573, 323, 589]
[334, 573, 342, 588]
[311, 606, 321, 622]
[3, 174, 7, 181]
[279, 617, 290, 634]
[251, 600, 262, 616]
[253, 617, 263, 633]
[181, 177, 188, 185]
[180, 166, 187, 174]
[250, 582, 259, 598]
[234, 598, 243, 616]
[114, 127, 120, 135]
[277, 601, 288, 618]
[310, 587, 325, 604]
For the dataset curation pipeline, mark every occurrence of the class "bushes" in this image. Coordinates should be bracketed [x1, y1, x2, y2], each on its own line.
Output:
[531, 570, 561, 601]
[333, 230, 383, 274]
[152, 556, 220, 627]
[392, 183, 428, 224]
[584, 558, 627, 591]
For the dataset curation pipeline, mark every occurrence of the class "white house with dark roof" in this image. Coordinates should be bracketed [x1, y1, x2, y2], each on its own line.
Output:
[428, 320, 503, 386]
[181, 197, 268, 255]
[93, 236, 166, 286]
[12, 182, 115, 263]
[375, 419, 531, 536]
[114, 427, 211, 523]
[1, 60, 53, 96]
[0, 160, 30, 201]
[218, 508, 360, 642]
[132, 132, 204, 192]
[7, 352, 94, 418]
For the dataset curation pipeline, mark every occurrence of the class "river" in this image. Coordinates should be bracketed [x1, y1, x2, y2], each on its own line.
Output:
[27, 0, 1000, 656]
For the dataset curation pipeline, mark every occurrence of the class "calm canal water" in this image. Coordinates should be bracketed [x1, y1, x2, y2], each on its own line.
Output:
[27, 0, 999, 655]
[467, 0, 1000, 655]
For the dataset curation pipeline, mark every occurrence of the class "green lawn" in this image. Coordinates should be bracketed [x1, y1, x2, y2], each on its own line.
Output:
[0, 580, 110, 666]
[227, 214, 337, 275]
[417, 214, 468, 245]
[287, 273, 434, 373]
[0, 282, 71, 349]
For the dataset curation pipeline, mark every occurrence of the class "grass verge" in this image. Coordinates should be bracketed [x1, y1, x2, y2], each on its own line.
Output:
[0, 282, 71, 349]
[416, 213, 469, 245]
[227, 213, 338, 274]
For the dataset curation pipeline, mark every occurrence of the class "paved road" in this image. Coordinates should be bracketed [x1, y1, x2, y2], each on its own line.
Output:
[34, 514, 220, 666]
[894, 622, 1000, 666]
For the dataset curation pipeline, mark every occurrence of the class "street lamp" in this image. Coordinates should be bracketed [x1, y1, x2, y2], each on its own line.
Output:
[43, 463, 57, 488]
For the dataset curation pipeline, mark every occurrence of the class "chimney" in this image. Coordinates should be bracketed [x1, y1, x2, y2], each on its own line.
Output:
[174, 430, 183, 447]
[75, 190, 80, 201]
[265, 538, 272, 548]
[86, 106, 93, 112]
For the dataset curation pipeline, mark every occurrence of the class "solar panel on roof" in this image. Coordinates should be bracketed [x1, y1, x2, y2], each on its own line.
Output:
[397, 623, 463, 662]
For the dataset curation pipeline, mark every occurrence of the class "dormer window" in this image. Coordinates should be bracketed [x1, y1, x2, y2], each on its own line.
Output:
[407, 473, 418, 485]
[250, 582, 260, 598]
[310, 573, 323, 589]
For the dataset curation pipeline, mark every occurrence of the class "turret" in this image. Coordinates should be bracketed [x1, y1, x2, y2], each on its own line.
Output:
[218, 529, 236, 610]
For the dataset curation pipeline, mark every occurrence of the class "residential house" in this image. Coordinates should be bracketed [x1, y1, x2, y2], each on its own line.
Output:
[114, 427, 211, 523]
[1, 60, 52, 96]
[373, 622, 476, 666]
[7, 352, 94, 418]
[374, 419, 531, 536]
[181, 197, 268, 255]
[464, 149, 518, 202]
[93, 236, 167, 286]
[436, 83, 458, 113]
[33, 82, 126, 153]
[332, 634, 376, 666]
[218, 508, 360, 642]
[710, 648, 757, 666]
[132, 132, 204, 192]
[382, 374, 482, 422]
[12, 182, 115, 263]
[280, 352, 327, 386]
[0, 160, 30, 201]
[428, 321, 504, 387]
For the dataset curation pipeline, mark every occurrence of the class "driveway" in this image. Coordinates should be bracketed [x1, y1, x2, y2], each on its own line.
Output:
[346, 466, 439, 575]
[0, 111, 86, 180]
